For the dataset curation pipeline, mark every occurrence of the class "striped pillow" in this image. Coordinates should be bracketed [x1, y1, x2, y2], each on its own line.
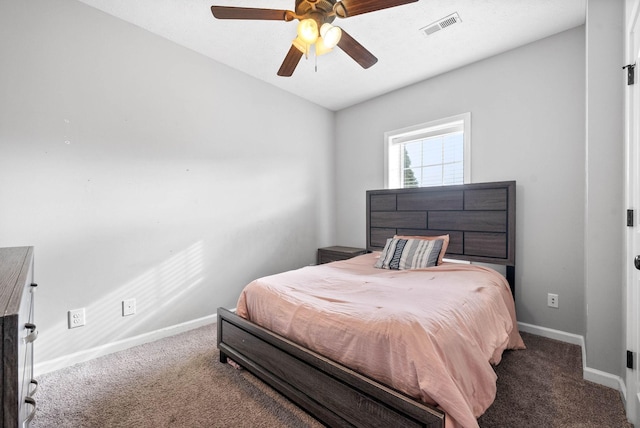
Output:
[374, 238, 443, 270]
[394, 234, 449, 265]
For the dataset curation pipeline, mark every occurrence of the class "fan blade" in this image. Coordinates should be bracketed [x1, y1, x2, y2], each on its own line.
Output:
[277, 45, 304, 77]
[337, 30, 378, 69]
[211, 6, 292, 21]
[334, 0, 418, 18]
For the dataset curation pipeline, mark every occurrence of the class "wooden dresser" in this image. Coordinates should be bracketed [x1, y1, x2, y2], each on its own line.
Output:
[0, 247, 37, 427]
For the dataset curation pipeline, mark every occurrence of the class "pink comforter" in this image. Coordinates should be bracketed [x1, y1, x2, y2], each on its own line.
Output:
[236, 253, 525, 428]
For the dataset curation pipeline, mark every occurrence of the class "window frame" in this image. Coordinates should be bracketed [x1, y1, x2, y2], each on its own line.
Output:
[384, 113, 471, 189]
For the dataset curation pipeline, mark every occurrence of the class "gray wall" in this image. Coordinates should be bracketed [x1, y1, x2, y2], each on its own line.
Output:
[585, 0, 624, 376]
[336, 26, 587, 336]
[0, 0, 335, 363]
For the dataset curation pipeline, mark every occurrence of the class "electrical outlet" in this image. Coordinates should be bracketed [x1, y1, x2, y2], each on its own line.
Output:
[68, 308, 86, 329]
[547, 293, 559, 308]
[122, 298, 136, 317]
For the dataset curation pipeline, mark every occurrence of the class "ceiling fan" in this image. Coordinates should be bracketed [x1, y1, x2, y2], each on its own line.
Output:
[211, 0, 419, 77]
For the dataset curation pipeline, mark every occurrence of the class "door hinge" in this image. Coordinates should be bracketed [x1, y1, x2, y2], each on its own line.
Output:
[628, 350, 634, 369]
[623, 63, 636, 85]
[628, 209, 634, 227]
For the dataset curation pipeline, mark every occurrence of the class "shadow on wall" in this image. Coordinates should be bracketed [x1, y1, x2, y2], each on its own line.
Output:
[37, 241, 204, 364]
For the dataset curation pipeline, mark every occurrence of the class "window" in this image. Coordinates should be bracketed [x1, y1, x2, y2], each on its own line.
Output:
[384, 113, 470, 189]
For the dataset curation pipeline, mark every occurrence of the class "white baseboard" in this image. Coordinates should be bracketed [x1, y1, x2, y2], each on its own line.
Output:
[34, 313, 217, 376]
[518, 322, 625, 396]
[584, 367, 627, 397]
[518, 322, 584, 345]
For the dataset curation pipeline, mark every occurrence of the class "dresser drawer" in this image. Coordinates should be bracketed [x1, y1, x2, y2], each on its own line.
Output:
[19, 284, 37, 426]
[0, 247, 37, 427]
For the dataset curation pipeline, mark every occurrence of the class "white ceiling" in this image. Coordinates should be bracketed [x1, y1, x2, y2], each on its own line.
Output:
[76, 0, 586, 111]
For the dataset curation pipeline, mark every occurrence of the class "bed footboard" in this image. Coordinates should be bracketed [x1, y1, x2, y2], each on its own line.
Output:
[217, 307, 445, 428]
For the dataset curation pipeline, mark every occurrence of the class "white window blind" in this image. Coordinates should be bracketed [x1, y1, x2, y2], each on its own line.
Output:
[385, 113, 470, 189]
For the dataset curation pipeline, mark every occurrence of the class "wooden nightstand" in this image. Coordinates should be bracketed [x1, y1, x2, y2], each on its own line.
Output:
[317, 246, 367, 264]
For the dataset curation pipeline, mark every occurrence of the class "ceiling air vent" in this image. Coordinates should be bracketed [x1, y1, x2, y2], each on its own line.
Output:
[420, 12, 461, 36]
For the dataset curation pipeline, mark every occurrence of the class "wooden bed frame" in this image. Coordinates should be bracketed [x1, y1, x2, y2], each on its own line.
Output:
[217, 181, 516, 428]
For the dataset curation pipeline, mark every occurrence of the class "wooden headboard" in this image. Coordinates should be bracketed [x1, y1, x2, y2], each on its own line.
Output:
[366, 181, 516, 290]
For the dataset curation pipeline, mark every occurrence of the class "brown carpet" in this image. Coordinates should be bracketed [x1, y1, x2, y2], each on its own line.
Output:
[478, 332, 632, 427]
[32, 326, 631, 428]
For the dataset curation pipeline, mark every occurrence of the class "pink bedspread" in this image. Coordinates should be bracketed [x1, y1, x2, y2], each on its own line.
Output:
[236, 252, 525, 428]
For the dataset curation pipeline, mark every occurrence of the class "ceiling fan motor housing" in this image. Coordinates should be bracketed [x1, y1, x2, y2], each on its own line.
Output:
[295, 0, 337, 25]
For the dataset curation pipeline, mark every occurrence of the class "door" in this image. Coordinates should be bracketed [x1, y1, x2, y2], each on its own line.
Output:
[626, 0, 640, 424]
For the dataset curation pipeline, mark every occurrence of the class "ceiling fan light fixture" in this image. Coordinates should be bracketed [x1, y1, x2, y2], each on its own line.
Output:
[315, 37, 333, 56]
[297, 18, 319, 44]
[320, 23, 342, 48]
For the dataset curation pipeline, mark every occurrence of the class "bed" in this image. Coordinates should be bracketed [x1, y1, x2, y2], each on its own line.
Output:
[217, 181, 522, 428]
